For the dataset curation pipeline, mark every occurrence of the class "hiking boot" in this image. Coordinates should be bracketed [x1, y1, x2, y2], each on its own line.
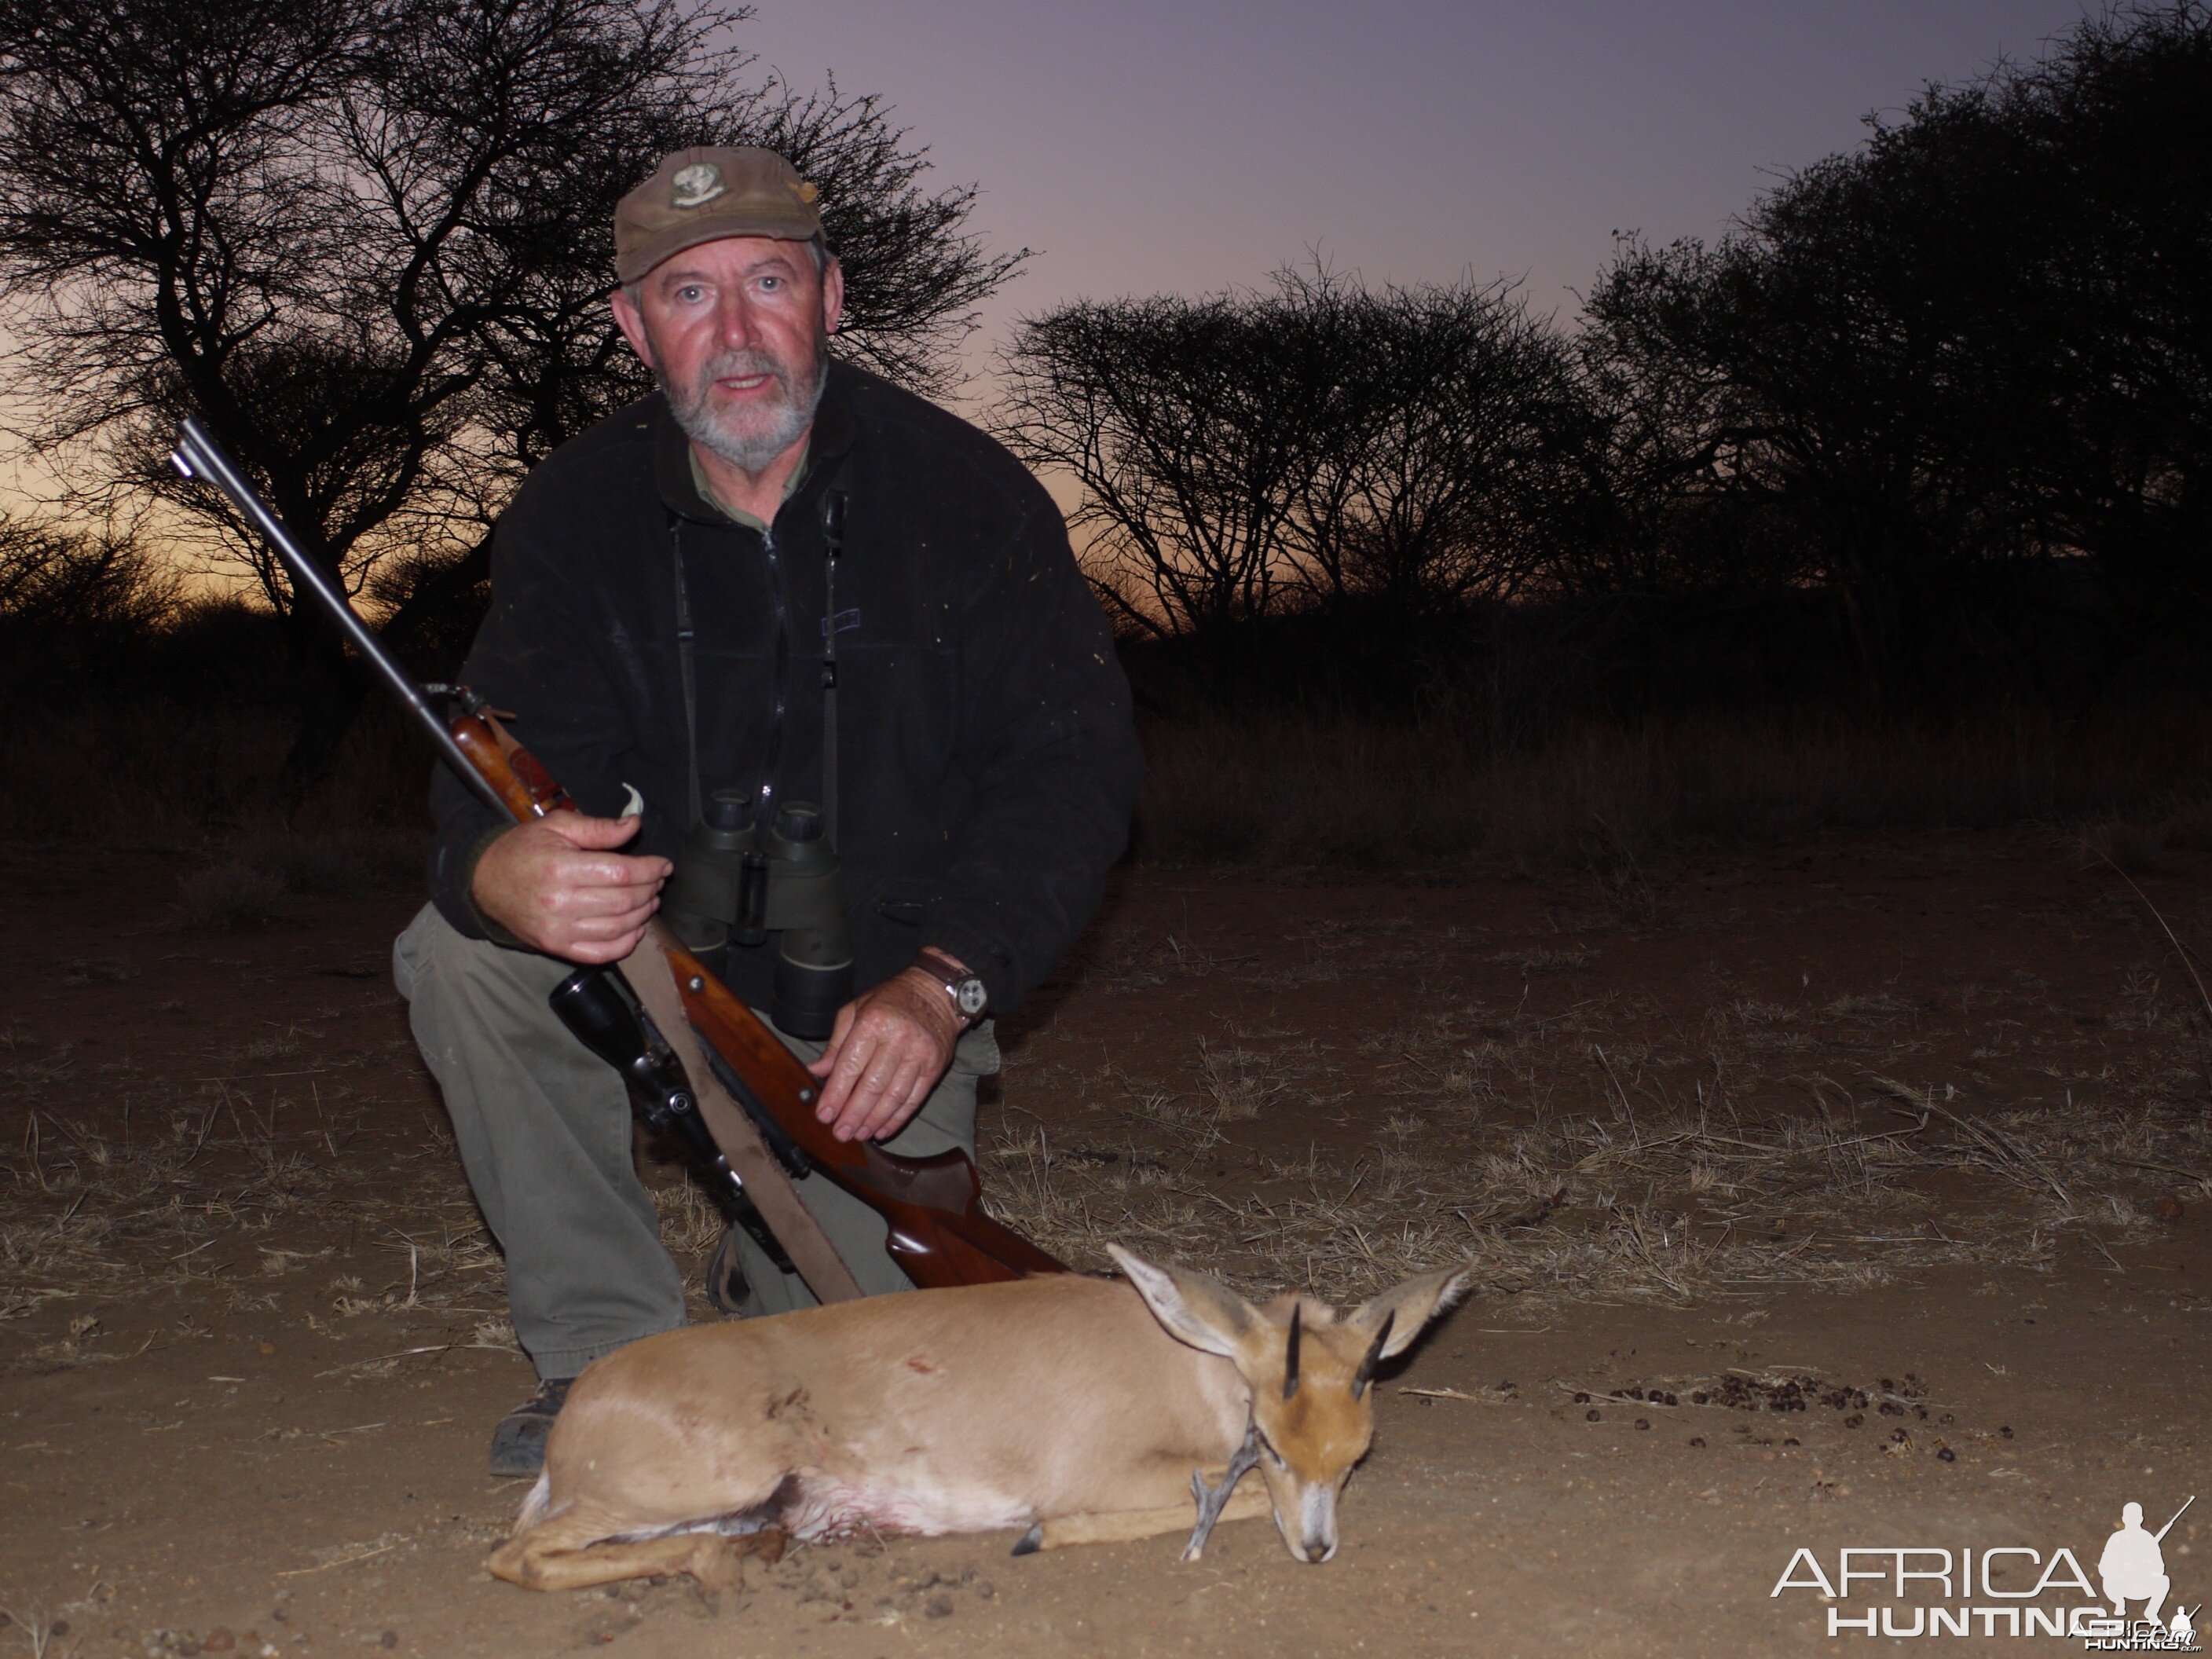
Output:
[489, 1376, 572, 1478]
[705, 1222, 749, 1317]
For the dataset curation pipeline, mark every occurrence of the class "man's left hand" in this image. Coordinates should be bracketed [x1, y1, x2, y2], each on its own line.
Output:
[806, 961, 967, 1143]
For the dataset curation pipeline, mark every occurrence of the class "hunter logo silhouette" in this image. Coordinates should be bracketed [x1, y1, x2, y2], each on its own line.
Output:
[2102, 1496, 2194, 1629]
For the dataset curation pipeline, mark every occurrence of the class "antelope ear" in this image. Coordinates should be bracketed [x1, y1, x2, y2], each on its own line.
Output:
[1108, 1244, 1254, 1360]
[1351, 1264, 1475, 1361]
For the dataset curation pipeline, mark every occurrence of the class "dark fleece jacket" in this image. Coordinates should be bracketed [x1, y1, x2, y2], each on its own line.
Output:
[427, 360, 1142, 1016]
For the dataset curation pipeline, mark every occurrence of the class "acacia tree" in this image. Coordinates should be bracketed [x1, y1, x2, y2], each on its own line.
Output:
[993, 287, 1327, 649]
[0, 0, 1024, 789]
[1277, 268, 1591, 623]
[994, 266, 1591, 701]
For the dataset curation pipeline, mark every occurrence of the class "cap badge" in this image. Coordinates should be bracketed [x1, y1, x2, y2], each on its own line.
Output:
[670, 163, 725, 210]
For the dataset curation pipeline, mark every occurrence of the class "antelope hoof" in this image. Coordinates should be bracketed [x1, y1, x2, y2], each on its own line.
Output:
[1012, 1523, 1044, 1557]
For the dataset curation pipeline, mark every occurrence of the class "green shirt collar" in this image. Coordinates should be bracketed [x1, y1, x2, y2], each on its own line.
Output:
[687, 438, 810, 532]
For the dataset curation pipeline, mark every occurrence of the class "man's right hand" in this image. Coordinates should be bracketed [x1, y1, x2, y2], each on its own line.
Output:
[471, 811, 671, 963]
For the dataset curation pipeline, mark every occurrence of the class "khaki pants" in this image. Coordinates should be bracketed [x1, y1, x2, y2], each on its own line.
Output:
[393, 904, 994, 1379]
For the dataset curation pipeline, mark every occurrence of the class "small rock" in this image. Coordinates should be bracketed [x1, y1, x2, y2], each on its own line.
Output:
[925, 1595, 955, 1619]
[972, 1580, 996, 1600]
[1999, 1425, 2013, 1439]
[1634, 1419, 1650, 1430]
[1687, 1437, 1706, 1448]
[1937, 1448, 1957, 1463]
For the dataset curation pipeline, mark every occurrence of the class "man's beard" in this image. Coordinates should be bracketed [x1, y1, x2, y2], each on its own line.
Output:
[663, 332, 829, 476]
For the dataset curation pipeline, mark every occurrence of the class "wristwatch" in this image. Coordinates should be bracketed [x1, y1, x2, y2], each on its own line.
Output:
[914, 947, 988, 1024]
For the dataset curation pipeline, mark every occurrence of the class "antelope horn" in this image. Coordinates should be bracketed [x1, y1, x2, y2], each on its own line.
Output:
[1351, 1309, 1395, 1399]
[1283, 1304, 1302, 1399]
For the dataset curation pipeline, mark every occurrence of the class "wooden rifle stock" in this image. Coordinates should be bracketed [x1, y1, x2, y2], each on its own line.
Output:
[668, 949, 1068, 1287]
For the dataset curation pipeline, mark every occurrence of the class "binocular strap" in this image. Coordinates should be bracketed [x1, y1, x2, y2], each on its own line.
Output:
[621, 925, 866, 1305]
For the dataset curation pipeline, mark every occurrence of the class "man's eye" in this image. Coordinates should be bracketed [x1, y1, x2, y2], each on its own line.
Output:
[759, 276, 782, 292]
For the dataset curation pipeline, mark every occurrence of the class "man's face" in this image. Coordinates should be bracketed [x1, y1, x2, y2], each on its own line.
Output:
[612, 236, 844, 476]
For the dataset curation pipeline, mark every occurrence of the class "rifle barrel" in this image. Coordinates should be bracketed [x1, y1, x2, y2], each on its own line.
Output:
[170, 418, 516, 823]
[2157, 1493, 2196, 1543]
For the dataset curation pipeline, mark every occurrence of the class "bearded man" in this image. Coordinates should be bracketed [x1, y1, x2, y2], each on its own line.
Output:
[392, 147, 1142, 1476]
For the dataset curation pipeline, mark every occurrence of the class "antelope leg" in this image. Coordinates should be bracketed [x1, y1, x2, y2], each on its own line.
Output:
[1181, 1423, 1262, 1562]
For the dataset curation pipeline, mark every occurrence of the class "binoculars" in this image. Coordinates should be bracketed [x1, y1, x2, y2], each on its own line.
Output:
[660, 789, 852, 1040]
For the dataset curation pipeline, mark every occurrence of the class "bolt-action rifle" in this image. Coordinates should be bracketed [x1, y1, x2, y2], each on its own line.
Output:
[171, 417, 1066, 1298]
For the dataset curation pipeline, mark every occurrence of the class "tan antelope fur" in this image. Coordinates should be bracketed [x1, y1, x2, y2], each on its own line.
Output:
[487, 1245, 1473, 1590]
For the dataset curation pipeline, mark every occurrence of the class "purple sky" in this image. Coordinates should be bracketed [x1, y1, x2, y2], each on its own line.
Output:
[742, 0, 2094, 386]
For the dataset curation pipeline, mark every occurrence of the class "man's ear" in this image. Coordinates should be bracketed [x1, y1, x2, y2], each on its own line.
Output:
[610, 284, 656, 372]
[819, 258, 844, 337]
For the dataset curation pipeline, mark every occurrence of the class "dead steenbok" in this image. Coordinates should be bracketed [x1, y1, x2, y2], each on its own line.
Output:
[489, 1244, 1472, 1590]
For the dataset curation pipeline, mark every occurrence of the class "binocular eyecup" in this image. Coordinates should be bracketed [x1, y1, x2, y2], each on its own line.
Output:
[661, 790, 852, 1041]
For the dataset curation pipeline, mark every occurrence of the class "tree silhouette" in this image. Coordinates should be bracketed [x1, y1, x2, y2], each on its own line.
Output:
[994, 266, 1589, 699]
[1584, 2, 2212, 701]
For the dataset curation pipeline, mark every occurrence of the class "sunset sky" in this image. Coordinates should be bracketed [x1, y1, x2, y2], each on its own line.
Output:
[742, 0, 2096, 391]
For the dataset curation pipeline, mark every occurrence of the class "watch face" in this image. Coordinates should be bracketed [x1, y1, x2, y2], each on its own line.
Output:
[954, 978, 987, 1018]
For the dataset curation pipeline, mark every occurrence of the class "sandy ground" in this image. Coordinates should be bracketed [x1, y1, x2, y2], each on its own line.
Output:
[2, 830, 2208, 1657]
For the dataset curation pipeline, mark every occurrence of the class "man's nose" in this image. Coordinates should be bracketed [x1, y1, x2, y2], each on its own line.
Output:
[712, 291, 759, 350]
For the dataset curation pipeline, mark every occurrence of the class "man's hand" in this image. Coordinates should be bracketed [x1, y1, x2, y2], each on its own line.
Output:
[471, 811, 671, 963]
[806, 958, 968, 1144]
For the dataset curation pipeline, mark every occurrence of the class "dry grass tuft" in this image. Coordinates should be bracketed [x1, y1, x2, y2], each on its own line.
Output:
[982, 1089, 2207, 1309]
[983, 936, 2212, 1309]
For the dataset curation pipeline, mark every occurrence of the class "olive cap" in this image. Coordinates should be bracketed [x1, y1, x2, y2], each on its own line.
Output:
[614, 146, 822, 285]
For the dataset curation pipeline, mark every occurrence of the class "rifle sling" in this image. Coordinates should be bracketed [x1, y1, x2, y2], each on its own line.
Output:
[621, 924, 866, 1304]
